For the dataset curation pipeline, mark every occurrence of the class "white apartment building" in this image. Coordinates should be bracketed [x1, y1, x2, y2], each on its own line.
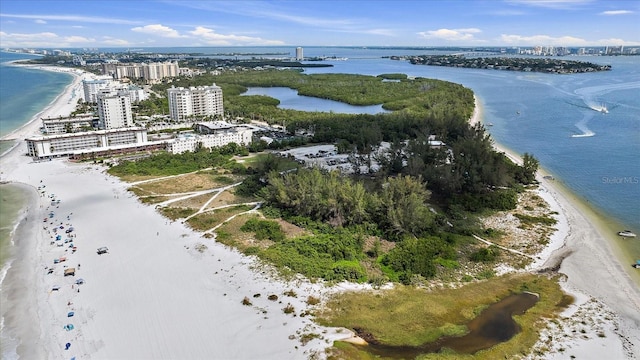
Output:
[82, 76, 115, 103]
[114, 62, 179, 82]
[26, 127, 148, 158]
[127, 85, 149, 103]
[167, 84, 223, 122]
[41, 114, 96, 134]
[97, 90, 133, 130]
[296, 47, 304, 61]
[166, 122, 253, 154]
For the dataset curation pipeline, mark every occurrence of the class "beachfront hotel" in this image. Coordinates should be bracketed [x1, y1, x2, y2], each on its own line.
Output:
[25, 127, 150, 158]
[96, 90, 133, 130]
[167, 84, 224, 122]
[167, 121, 253, 154]
[41, 114, 97, 135]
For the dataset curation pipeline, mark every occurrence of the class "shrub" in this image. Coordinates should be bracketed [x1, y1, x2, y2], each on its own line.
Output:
[470, 245, 500, 262]
[240, 218, 285, 242]
[283, 303, 295, 314]
[307, 296, 321, 305]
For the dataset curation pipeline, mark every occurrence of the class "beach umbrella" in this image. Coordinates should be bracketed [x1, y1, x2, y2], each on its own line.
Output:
[75, 278, 84, 285]
[65, 342, 71, 350]
[67, 311, 74, 317]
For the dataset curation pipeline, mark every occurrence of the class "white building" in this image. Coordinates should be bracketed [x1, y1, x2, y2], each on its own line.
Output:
[96, 90, 133, 130]
[166, 122, 253, 154]
[26, 127, 148, 158]
[114, 62, 179, 82]
[296, 47, 304, 61]
[127, 85, 149, 103]
[167, 84, 223, 122]
[82, 76, 114, 103]
[41, 114, 96, 135]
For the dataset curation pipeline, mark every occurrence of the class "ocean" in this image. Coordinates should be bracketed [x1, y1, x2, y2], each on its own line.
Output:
[0, 52, 74, 154]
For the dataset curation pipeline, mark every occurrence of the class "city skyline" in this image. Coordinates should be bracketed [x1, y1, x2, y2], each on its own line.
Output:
[0, 0, 638, 48]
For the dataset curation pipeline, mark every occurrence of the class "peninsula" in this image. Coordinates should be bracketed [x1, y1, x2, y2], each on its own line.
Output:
[407, 54, 611, 74]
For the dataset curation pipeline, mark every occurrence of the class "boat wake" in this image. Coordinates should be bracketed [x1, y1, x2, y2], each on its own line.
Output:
[571, 116, 595, 138]
[587, 103, 608, 114]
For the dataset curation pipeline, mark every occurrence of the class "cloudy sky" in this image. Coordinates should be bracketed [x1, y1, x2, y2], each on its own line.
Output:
[1, 0, 638, 48]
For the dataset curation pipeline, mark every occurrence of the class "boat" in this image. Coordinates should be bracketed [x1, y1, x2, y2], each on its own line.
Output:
[599, 104, 608, 114]
[633, 261, 640, 269]
[617, 230, 637, 238]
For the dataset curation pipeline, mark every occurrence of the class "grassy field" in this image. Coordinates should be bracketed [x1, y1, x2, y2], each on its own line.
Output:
[318, 273, 566, 359]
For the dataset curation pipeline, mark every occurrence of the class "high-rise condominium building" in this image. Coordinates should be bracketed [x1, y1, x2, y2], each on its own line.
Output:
[83, 76, 114, 103]
[296, 47, 304, 61]
[167, 84, 224, 122]
[97, 90, 133, 130]
[109, 62, 179, 82]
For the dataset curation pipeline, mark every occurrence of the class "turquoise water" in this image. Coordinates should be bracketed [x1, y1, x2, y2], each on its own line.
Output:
[0, 52, 73, 154]
[0, 52, 74, 269]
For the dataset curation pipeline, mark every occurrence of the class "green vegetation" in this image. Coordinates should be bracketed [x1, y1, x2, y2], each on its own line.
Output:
[103, 68, 563, 357]
[514, 213, 558, 227]
[409, 55, 612, 74]
[107, 144, 246, 177]
[320, 274, 565, 359]
[240, 218, 285, 242]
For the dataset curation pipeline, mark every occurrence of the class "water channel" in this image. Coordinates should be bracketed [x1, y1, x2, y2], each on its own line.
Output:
[354, 292, 539, 359]
[242, 87, 389, 114]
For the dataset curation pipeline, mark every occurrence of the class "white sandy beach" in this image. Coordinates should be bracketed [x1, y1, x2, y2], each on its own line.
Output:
[0, 71, 638, 359]
[0, 67, 355, 360]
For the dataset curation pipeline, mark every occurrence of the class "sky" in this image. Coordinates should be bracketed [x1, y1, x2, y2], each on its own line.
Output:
[0, 0, 638, 48]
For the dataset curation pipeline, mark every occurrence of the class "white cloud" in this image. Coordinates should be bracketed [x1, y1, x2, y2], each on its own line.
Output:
[599, 10, 633, 15]
[102, 36, 130, 46]
[418, 28, 482, 42]
[64, 36, 94, 43]
[131, 24, 185, 38]
[506, 0, 594, 9]
[500, 33, 588, 45]
[0, 31, 125, 47]
[189, 26, 284, 46]
[497, 33, 640, 46]
[0, 31, 59, 47]
[35, 19, 47, 24]
[0, 13, 142, 25]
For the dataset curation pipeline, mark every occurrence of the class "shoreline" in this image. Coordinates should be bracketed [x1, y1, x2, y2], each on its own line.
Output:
[0, 63, 86, 143]
[472, 95, 640, 358]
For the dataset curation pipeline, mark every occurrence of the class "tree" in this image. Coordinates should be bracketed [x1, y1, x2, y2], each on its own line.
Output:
[519, 153, 539, 184]
[376, 175, 434, 240]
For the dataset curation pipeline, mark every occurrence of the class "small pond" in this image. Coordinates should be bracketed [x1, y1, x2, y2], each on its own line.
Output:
[353, 292, 539, 359]
[242, 87, 389, 115]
